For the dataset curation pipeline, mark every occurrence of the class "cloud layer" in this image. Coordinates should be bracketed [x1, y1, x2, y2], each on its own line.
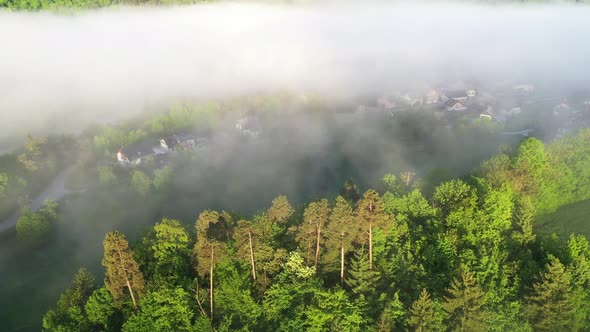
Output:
[1, 2, 590, 145]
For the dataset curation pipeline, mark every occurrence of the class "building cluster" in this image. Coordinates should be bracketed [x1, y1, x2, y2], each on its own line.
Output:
[117, 132, 206, 167]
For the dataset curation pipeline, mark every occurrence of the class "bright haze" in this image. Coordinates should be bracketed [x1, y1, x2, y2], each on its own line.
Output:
[1, 2, 589, 146]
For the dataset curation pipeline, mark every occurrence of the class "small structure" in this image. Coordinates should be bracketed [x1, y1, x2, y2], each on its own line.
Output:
[480, 112, 492, 120]
[445, 90, 469, 102]
[445, 100, 467, 112]
[467, 89, 477, 98]
[117, 140, 161, 166]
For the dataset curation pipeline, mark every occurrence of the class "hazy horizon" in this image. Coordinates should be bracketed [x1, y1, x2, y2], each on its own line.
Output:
[1, 2, 590, 147]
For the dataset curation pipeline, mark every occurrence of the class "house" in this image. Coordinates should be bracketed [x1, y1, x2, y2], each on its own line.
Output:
[117, 139, 162, 166]
[445, 100, 467, 112]
[175, 133, 197, 149]
[159, 132, 199, 152]
[445, 90, 469, 102]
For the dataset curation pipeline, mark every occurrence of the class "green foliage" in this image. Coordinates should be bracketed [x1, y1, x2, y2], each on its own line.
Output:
[145, 219, 191, 289]
[0, 172, 7, 196]
[339, 179, 361, 204]
[122, 288, 194, 332]
[102, 231, 145, 308]
[40, 129, 590, 332]
[153, 166, 173, 191]
[345, 249, 380, 297]
[443, 271, 489, 332]
[147, 103, 219, 136]
[85, 287, 117, 331]
[266, 195, 294, 225]
[98, 165, 117, 186]
[16, 199, 57, 247]
[93, 127, 146, 157]
[42, 268, 96, 332]
[130, 170, 152, 195]
[525, 257, 579, 332]
[408, 289, 445, 332]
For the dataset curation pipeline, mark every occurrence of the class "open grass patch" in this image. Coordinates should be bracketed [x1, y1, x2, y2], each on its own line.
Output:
[536, 199, 590, 240]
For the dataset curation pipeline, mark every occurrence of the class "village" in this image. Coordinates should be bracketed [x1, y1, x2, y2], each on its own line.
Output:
[115, 82, 590, 168]
[357, 82, 590, 136]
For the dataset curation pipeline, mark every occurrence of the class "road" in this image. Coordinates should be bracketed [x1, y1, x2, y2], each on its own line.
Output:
[0, 165, 78, 233]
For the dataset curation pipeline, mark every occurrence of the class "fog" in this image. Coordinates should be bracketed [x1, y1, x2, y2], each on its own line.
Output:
[1, 2, 590, 149]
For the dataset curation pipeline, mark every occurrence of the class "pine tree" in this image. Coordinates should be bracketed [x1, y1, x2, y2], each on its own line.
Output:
[345, 249, 380, 296]
[234, 219, 258, 282]
[324, 196, 356, 284]
[266, 195, 294, 225]
[512, 196, 536, 245]
[408, 289, 439, 332]
[102, 231, 145, 309]
[194, 210, 232, 318]
[355, 189, 390, 270]
[525, 257, 578, 332]
[443, 271, 488, 332]
[296, 199, 329, 268]
[340, 179, 361, 204]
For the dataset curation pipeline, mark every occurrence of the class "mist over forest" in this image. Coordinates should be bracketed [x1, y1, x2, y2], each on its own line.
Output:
[1, 2, 590, 148]
[2, 2, 590, 332]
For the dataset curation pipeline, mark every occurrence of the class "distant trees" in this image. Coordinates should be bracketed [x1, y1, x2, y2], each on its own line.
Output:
[0, 172, 7, 196]
[130, 170, 151, 195]
[16, 199, 57, 247]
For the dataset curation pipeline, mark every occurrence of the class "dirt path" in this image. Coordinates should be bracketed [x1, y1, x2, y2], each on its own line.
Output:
[0, 165, 78, 233]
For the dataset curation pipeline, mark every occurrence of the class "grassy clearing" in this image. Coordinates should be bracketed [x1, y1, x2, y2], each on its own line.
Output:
[536, 199, 590, 240]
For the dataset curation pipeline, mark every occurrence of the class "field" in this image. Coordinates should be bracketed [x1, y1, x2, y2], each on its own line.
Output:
[536, 199, 590, 240]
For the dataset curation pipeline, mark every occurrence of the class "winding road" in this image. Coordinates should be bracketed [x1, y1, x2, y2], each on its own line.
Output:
[0, 165, 79, 233]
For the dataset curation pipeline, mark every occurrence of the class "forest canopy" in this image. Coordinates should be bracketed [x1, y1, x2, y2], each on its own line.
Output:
[41, 130, 590, 331]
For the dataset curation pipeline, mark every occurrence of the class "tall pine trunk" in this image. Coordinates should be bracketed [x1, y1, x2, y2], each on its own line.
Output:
[340, 232, 345, 285]
[369, 223, 373, 270]
[117, 248, 137, 309]
[248, 230, 256, 281]
[315, 224, 322, 269]
[210, 249, 214, 318]
[126, 279, 137, 309]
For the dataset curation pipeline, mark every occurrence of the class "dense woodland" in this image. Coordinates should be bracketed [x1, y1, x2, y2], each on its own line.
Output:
[40, 128, 590, 332]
